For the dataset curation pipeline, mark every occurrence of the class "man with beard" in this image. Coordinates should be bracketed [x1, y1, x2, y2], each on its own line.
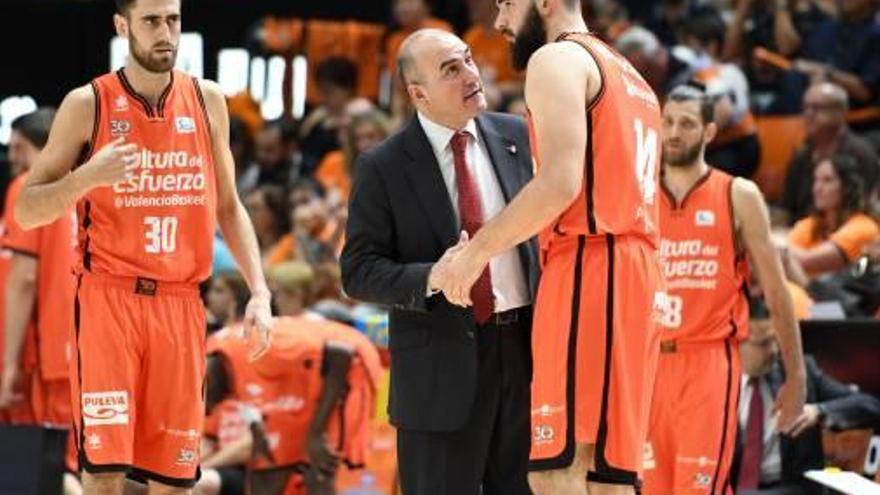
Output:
[643, 84, 805, 495]
[433, 1, 676, 494]
[341, 28, 537, 495]
[13, 0, 273, 493]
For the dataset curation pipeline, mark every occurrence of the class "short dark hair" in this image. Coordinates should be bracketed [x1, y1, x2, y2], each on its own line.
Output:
[681, 9, 726, 50]
[315, 57, 358, 92]
[262, 118, 298, 146]
[11, 107, 56, 149]
[667, 82, 715, 124]
[115, 0, 136, 14]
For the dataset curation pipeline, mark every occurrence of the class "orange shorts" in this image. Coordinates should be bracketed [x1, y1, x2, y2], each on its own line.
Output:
[530, 234, 663, 486]
[70, 273, 206, 487]
[643, 340, 741, 495]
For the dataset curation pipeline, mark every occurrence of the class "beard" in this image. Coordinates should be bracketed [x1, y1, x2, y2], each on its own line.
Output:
[129, 32, 177, 73]
[511, 2, 547, 72]
[662, 141, 703, 168]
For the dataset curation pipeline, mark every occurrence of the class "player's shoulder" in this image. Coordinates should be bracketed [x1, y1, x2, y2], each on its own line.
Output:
[527, 42, 591, 73]
[61, 85, 97, 114]
[193, 77, 223, 99]
[730, 175, 762, 200]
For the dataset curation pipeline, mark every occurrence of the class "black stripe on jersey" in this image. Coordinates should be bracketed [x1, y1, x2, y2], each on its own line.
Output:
[710, 340, 738, 494]
[528, 234, 585, 471]
[590, 234, 639, 488]
[156, 71, 174, 118]
[191, 76, 211, 133]
[88, 81, 101, 158]
[585, 113, 597, 234]
[116, 69, 154, 117]
[81, 201, 92, 271]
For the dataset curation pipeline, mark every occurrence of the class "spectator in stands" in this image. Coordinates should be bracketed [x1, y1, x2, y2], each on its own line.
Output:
[205, 271, 249, 334]
[585, 0, 632, 42]
[723, 0, 832, 113]
[794, 0, 880, 109]
[787, 152, 880, 278]
[642, 0, 705, 47]
[314, 109, 392, 204]
[384, 0, 453, 75]
[243, 184, 291, 263]
[237, 119, 303, 196]
[778, 83, 880, 224]
[266, 181, 341, 267]
[682, 12, 762, 177]
[229, 115, 253, 178]
[464, 0, 522, 103]
[267, 261, 317, 317]
[734, 301, 880, 494]
[299, 57, 375, 171]
[616, 25, 694, 98]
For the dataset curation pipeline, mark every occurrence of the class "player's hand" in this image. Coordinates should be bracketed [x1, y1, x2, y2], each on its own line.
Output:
[79, 136, 138, 189]
[243, 291, 273, 361]
[789, 404, 822, 437]
[428, 231, 470, 295]
[0, 366, 23, 410]
[434, 231, 491, 307]
[774, 375, 806, 435]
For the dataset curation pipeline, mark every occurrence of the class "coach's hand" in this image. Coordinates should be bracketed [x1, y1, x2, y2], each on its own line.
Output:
[0, 366, 23, 410]
[774, 375, 807, 435]
[78, 136, 138, 189]
[244, 291, 273, 361]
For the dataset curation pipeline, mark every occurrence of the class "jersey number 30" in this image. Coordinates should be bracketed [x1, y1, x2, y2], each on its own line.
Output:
[634, 118, 658, 204]
[144, 216, 178, 253]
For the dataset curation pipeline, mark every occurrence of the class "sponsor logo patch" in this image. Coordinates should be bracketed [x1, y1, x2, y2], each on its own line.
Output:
[175, 116, 195, 133]
[695, 210, 715, 227]
[82, 391, 129, 426]
[110, 119, 131, 136]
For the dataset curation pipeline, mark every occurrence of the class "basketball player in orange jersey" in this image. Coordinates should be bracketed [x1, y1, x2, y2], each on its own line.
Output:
[642, 84, 805, 495]
[13, 0, 273, 492]
[434, 0, 663, 493]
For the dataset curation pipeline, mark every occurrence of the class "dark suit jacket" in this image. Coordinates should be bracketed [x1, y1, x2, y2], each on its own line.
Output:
[340, 113, 539, 432]
[733, 355, 880, 494]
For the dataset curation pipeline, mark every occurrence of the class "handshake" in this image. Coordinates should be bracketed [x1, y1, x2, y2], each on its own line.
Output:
[427, 231, 489, 307]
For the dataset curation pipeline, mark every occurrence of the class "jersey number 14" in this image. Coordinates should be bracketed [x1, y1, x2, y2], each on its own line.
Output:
[634, 118, 658, 205]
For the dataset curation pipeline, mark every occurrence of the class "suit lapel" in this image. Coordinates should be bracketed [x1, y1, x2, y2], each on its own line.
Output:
[476, 114, 524, 202]
[401, 117, 459, 247]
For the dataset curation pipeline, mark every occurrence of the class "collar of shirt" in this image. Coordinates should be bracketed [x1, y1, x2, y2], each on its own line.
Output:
[417, 112, 479, 159]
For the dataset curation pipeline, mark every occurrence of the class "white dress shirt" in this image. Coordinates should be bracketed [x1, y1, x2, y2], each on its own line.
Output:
[417, 112, 530, 312]
[739, 375, 782, 484]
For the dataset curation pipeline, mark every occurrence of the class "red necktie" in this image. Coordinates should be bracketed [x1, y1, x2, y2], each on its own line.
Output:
[739, 376, 765, 490]
[450, 131, 495, 324]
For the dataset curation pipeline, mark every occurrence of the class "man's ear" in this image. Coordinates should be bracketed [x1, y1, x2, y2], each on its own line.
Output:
[409, 84, 427, 106]
[535, 0, 553, 16]
[113, 13, 129, 38]
[703, 121, 718, 145]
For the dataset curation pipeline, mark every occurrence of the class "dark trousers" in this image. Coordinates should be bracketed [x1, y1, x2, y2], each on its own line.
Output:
[397, 309, 533, 495]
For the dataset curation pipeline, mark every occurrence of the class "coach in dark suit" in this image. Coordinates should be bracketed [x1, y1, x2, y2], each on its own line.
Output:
[733, 310, 880, 495]
[340, 29, 538, 495]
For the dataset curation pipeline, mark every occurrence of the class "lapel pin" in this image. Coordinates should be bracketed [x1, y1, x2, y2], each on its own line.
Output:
[506, 143, 517, 155]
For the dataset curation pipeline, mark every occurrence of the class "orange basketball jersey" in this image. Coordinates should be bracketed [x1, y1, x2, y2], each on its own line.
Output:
[658, 169, 749, 342]
[528, 32, 662, 251]
[80, 70, 217, 283]
[208, 316, 381, 470]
